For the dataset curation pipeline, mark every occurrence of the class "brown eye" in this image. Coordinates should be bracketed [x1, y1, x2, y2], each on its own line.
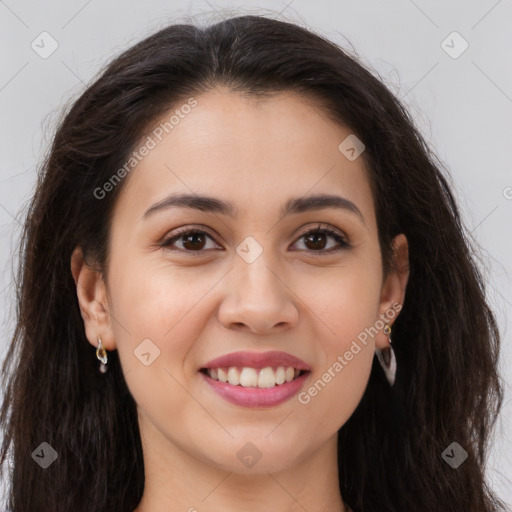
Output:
[292, 226, 349, 254]
[304, 231, 329, 250]
[160, 224, 350, 255]
[180, 232, 207, 251]
[161, 229, 220, 252]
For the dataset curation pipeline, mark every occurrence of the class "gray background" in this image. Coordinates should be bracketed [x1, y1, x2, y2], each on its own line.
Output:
[0, 0, 511, 506]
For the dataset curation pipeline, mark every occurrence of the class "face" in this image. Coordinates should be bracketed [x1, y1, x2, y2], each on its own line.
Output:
[73, 88, 409, 476]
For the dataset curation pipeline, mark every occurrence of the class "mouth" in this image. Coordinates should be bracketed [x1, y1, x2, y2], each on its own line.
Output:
[199, 350, 312, 407]
[199, 366, 309, 389]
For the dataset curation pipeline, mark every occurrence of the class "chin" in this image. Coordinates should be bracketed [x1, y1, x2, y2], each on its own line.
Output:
[194, 434, 308, 475]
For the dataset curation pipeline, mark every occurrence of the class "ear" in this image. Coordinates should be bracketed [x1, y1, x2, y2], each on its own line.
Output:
[375, 233, 409, 349]
[70, 246, 116, 351]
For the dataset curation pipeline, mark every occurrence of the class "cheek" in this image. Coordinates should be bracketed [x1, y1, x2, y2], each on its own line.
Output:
[298, 253, 381, 407]
[299, 272, 377, 425]
[108, 265, 215, 417]
[112, 259, 215, 335]
[107, 259, 218, 383]
[305, 256, 382, 339]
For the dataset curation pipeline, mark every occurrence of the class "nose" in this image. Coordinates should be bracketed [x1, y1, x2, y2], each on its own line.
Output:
[218, 254, 299, 334]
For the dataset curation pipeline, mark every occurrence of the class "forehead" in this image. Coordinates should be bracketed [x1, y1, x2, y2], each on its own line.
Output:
[112, 88, 375, 225]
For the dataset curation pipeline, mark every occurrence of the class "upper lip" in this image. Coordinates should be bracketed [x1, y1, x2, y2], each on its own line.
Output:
[201, 350, 311, 371]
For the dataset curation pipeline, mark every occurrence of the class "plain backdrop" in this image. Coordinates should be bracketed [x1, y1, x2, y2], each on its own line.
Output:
[0, 0, 511, 507]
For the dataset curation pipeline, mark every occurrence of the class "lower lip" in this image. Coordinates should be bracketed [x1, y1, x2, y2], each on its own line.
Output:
[200, 371, 310, 408]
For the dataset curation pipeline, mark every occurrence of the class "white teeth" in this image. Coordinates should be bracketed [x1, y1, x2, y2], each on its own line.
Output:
[227, 367, 240, 386]
[258, 367, 276, 388]
[217, 368, 228, 383]
[239, 367, 258, 387]
[206, 366, 304, 388]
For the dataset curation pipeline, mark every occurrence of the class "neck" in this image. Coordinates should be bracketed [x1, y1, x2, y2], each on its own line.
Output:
[133, 417, 348, 512]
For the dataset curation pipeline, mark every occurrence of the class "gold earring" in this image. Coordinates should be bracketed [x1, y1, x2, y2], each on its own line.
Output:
[96, 336, 108, 373]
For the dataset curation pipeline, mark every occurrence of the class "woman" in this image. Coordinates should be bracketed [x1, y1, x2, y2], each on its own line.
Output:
[0, 14, 508, 512]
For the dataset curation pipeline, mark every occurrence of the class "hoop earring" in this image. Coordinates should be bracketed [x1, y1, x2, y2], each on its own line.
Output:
[96, 336, 108, 374]
[375, 324, 396, 386]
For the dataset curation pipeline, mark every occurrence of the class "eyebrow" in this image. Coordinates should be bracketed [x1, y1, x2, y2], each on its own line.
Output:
[142, 193, 365, 224]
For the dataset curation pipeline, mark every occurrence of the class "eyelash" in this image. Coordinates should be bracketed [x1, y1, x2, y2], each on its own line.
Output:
[159, 224, 350, 256]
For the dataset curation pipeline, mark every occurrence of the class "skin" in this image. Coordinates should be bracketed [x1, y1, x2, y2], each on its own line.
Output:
[71, 88, 409, 512]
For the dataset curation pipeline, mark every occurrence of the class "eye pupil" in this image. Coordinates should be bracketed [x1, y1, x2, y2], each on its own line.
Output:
[183, 233, 205, 250]
[305, 232, 327, 250]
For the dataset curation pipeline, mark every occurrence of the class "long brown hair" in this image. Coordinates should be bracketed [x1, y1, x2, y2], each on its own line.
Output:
[1, 14, 508, 512]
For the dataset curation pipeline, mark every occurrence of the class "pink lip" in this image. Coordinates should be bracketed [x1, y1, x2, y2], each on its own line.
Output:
[201, 350, 311, 371]
[200, 371, 310, 408]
